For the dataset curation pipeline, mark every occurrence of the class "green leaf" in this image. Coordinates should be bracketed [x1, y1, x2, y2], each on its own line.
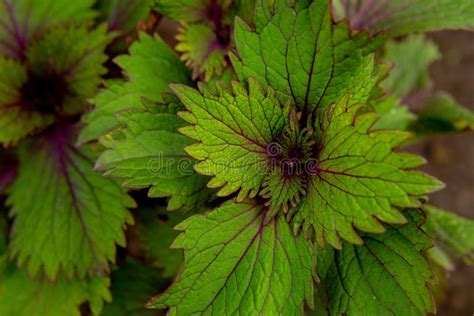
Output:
[174, 79, 288, 200]
[79, 33, 191, 144]
[316, 210, 435, 316]
[332, 0, 474, 36]
[381, 34, 440, 98]
[412, 93, 474, 135]
[96, 98, 213, 211]
[154, 0, 224, 22]
[231, 0, 383, 113]
[27, 25, 112, 114]
[0, 257, 111, 316]
[102, 258, 166, 316]
[148, 200, 315, 314]
[0, 0, 95, 59]
[0, 25, 112, 145]
[8, 127, 135, 280]
[96, 0, 154, 34]
[294, 96, 443, 248]
[137, 207, 187, 278]
[0, 57, 52, 145]
[176, 22, 228, 81]
[370, 96, 415, 130]
[424, 205, 474, 265]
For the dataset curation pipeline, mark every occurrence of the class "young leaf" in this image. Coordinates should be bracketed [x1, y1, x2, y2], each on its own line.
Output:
[294, 96, 443, 248]
[381, 34, 440, 98]
[0, 0, 95, 59]
[137, 207, 187, 278]
[8, 125, 135, 280]
[0, 25, 112, 145]
[101, 258, 166, 316]
[176, 22, 228, 81]
[231, 0, 383, 113]
[95, 99, 213, 211]
[0, 257, 111, 316]
[316, 210, 435, 315]
[79, 33, 191, 144]
[148, 200, 315, 314]
[424, 205, 474, 265]
[332, 0, 474, 36]
[174, 79, 288, 200]
[412, 93, 474, 135]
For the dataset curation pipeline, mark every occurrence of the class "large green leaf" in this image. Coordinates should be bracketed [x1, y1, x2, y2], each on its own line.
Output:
[79, 33, 191, 144]
[0, 257, 110, 316]
[175, 79, 288, 200]
[8, 126, 135, 280]
[294, 96, 443, 248]
[424, 205, 474, 265]
[316, 210, 435, 316]
[0, 0, 95, 59]
[148, 200, 315, 314]
[96, 98, 213, 211]
[331, 0, 474, 36]
[231, 0, 382, 113]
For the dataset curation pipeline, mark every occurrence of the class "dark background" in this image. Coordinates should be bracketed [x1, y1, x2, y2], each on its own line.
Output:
[415, 31, 474, 315]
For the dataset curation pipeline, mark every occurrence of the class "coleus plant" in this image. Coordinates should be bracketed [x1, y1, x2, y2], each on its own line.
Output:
[0, 0, 474, 315]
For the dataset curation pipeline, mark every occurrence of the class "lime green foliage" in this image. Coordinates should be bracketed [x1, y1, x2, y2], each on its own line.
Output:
[80, 33, 191, 144]
[424, 205, 474, 265]
[148, 201, 315, 314]
[138, 207, 187, 278]
[0, 257, 110, 316]
[0, 0, 95, 58]
[316, 210, 435, 315]
[176, 80, 442, 247]
[231, 0, 383, 113]
[175, 80, 288, 200]
[96, 98, 213, 211]
[0, 25, 111, 145]
[176, 22, 227, 81]
[413, 93, 474, 134]
[332, 0, 474, 36]
[8, 133, 135, 280]
[102, 258, 165, 316]
[371, 96, 415, 130]
[381, 34, 441, 98]
[295, 97, 443, 248]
